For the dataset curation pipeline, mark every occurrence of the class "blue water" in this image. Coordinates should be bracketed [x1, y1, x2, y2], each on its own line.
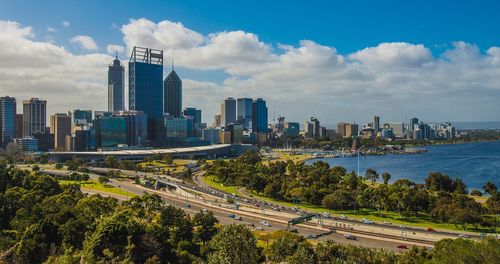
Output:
[306, 141, 500, 191]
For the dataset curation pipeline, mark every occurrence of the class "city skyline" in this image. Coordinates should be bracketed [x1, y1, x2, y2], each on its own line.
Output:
[1, 1, 500, 124]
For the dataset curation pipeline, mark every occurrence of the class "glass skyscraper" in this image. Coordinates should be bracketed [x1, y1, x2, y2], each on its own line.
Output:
[108, 54, 125, 112]
[164, 64, 182, 117]
[221, 97, 236, 128]
[252, 98, 268, 133]
[129, 46, 164, 119]
[237, 98, 253, 128]
[0, 96, 16, 147]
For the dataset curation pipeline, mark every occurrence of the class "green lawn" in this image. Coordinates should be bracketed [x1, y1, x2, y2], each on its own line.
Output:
[203, 178, 493, 233]
[58, 180, 137, 198]
[202, 175, 241, 196]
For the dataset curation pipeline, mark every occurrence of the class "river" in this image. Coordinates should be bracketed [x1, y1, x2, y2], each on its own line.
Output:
[306, 140, 500, 191]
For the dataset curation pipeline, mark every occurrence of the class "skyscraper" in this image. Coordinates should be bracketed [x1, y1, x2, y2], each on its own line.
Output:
[164, 62, 182, 117]
[50, 113, 72, 150]
[373, 116, 380, 132]
[183, 107, 202, 137]
[0, 96, 16, 147]
[410, 117, 419, 132]
[129, 46, 164, 119]
[108, 54, 125, 112]
[70, 109, 92, 132]
[237, 98, 253, 128]
[221, 97, 236, 128]
[23, 98, 47, 137]
[252, 98, 268, 133]
[14, 114, 23, 139]
[311, 117, 320, 138]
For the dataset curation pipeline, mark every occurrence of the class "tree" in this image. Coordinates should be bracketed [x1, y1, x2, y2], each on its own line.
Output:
[364, 168, 379, 183]
[208, 224, 260, 264]
[470, 189, 482, 196]
[105, 156, 118, 168]
[382, 172, 391, 185]
[193, 211, 219, 244]
[322, 190, 352, 212]
[5, 142, 23, 163]
[98, 176, 110, 185]
[266, 231, 305, 263]
[483, 182, 497, 195]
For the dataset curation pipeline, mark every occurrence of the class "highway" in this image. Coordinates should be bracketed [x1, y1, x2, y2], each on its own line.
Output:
[31, 166, 442, 252]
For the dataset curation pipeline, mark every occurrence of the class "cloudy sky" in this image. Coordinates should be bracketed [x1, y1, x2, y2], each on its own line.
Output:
[0, 0, 499, 126]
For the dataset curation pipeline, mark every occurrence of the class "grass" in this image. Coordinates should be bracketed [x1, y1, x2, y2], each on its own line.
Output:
[138, 159, 196, 174]
[203, 177, 493, 233]
[58, 180, 137, 198]
[202, 175, 241, 195]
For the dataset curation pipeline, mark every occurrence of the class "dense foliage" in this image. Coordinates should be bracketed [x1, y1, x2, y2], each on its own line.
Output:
[206, 152, 499, 231]
[1, 159, 499, 263]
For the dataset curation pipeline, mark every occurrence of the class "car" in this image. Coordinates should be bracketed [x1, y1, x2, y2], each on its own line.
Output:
[363, 219, 374, 225]
[234, 215, 242, 221]
[201, 208, 208, 213]
[458, 234, 470, 238]
[323, 212, 331, 218]
[344, 234, 357, 240]
[255, 226, 264, 231]
[227, 214, 235, 218]
[397, 244, 408, 249]
[306, 234, 318, 239]
[290, 229, 298, 233]
[247, 223, 255, 227]
[184, 203, 191, 208]
[383, 221, 392, 225]
[339, 214, 348, 219]
[427, 227, 436, 232]
[260, 220, 271, 226]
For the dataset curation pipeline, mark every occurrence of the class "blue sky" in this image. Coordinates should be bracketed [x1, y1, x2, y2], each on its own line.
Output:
[0, 0, 499, 124]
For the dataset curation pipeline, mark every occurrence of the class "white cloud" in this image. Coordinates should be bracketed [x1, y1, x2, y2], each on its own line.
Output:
[47, 27, 57, 33]
[62, 21, 70, 28]
[1, 18, 499, 125]
[70, 35, 98, 51]
[106, 44, 124, 55]
[0, 20, 112, 116]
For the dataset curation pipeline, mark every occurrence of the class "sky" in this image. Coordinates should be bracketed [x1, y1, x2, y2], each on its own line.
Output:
[0, 0, 499, 126]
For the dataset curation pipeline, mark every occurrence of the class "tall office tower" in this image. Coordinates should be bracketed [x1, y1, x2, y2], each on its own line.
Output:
[345, 123, 359, 138]
[50, 113, 71, 150]
[214, 114, 221, 128]
[183, 107, 202, 137]
[373, 116, 380, 132]
[410, 117, 419, 132]
[108, 54, 125, 112]
[14, 114, 23, 139]
[164, 62, 182, 117]
[0, 96, 16, 147]
[237, 98, 253, 128]
[337, 122, 347, 138]
[129, 46, 163, 118]
[221, 97, 236, 128]
[129, 47, 163, 140]
[23, 98, 47, 137]
[310, 117, 320, 138]
[252, 98, 268, 133]
[304, 121, 314, 138]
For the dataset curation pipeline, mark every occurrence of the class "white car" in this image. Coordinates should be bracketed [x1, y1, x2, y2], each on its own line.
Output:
[234, 215, 242, 221]
[260, 220, 271, 226]
[339, 214, 348, 219]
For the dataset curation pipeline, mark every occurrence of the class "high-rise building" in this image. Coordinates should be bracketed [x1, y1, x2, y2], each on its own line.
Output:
[0, 96, 16, 147]
[108, 54, 125, 112]
[23, 98, 47, 137]
[94, 110, 147, 148]
[283, 122, 300, 137]
[70, 109, 92, 132]
[410, 117, 419, 133]
[237, 98, 253, 128]
[388, 122, 405, 138]
[164, 116, 192, 138]
[252, 98, 268, 133]
[214, 114, 222, 128]
[164, 63, 182, 117]
[311, 117, 320, 138]
[345, 123, 359, 138]
[129, 47, 164, 118]
[14, 114, 23, 139]
[50, 113, 72, 150]
[304, 121, 314, 138]
[373, 116, 380, 132]
[202, 128, 221, 144]
[221, 97, 236, 127]
[337, 122, 347, 138]
[14, 137, 38, 152]
[183, 107, 202, 137]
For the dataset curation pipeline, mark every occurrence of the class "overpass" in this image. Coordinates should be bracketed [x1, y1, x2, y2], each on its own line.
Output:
[46, 144, 232, 162]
